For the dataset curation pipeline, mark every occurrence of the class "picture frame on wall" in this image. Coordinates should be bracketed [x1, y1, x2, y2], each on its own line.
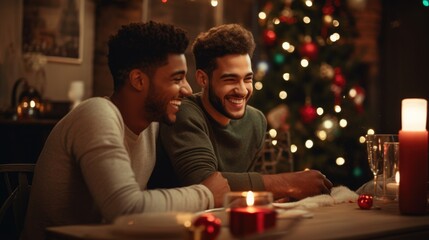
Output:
[22, 0, 83, 64]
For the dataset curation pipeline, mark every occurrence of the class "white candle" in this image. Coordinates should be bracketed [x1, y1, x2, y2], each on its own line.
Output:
[386, 172, 399, 195]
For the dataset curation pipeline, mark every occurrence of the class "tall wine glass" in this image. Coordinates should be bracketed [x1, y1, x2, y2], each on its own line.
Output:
[366, 136, 383, 198]
[366, 134, 398, 200]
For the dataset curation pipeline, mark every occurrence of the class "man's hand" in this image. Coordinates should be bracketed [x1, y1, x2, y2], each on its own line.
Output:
[263, 170, 333, 201]
[201, 172, 230, 208]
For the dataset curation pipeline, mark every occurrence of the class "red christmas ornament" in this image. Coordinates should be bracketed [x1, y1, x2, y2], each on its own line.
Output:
[357, 194, 373, 210]
[263, 30, 277, 46]
[333, 68, 346, 88]
[299, 42, 318, 60]
[279, 15, 297, 24]
[299, 104, 317, 124]
[193, 213, 221, 240]
[322, 5, 334, 15]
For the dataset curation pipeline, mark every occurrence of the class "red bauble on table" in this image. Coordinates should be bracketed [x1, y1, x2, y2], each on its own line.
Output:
[357, 194, 373, 210]
[193, 213, 221, 240]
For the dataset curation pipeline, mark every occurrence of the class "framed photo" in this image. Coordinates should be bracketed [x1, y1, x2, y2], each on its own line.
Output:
[22, 0, 84, 64]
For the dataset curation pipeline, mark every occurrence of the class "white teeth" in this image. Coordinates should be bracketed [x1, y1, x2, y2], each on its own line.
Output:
[170, 100, 181, 106]
[228, 98, 244, 104]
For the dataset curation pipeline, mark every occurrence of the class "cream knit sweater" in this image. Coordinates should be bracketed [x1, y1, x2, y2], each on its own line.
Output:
[22, 97, 213, 240]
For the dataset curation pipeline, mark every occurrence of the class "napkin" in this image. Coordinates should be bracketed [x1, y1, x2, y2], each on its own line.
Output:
[273, 186, 359, 209]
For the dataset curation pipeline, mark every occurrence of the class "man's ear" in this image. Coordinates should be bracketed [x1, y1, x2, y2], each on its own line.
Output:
[129, 69, 147, 91]
[196, 69, 208, 88]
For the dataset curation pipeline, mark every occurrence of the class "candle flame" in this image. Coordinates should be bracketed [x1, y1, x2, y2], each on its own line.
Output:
[395, 171, 400, 183]
[246, 191, 254, 206]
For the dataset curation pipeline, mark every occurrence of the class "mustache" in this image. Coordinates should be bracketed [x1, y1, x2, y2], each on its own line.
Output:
[227, 93, 249, 99]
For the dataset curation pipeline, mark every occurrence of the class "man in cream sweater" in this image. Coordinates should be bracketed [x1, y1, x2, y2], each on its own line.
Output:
[22, 21, 230, 240]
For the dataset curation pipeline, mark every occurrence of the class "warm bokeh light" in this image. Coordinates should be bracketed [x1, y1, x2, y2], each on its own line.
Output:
[303, 16, 311, 24]
[254, 81, 263, 90]
[323, 119, 333, 129]
[305, 139, 314, 148]
[301, 59, 309, 67]
[330, 33, 340, 42]
[258, 12, 267, 20]
[273, 18, 280, 25]
[339, 119, 347, 128]
[349, 88, 357, 98]
[291, 144, 297, 153]
[210, 0, 218, 7]
[317, 130, 327, 140]
[258, 61, 268, 72]
[283, 73, 290, 81]
[323, 15, 333, 25]
[334, 105, 341, 113]
[279, 91, 287, 99]
[269, 129, 277, 138]
[305, 0, 313, 7]
[282, 41, 291, 50]
[336, 157, 345, 166]
[316, 107, 324, 115]
[367, 129, 375, 135]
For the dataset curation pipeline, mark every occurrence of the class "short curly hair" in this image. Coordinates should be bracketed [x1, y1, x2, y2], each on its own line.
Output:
[191, 24, 255, 78]
[108, 21, 189, 91]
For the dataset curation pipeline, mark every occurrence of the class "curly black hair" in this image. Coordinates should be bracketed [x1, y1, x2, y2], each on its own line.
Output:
[108, 21, 189, 91]
[191, 24, 255, 78]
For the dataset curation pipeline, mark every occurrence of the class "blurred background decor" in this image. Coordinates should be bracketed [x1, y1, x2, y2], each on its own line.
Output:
[22, 0, 83, 64]
[250, 0, 371, 189]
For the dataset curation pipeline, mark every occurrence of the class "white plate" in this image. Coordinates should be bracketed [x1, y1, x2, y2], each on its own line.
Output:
[111, 212, 194, 238]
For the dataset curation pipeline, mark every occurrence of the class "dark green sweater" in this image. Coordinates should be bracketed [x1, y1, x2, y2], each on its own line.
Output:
[149, 93, 267, 191]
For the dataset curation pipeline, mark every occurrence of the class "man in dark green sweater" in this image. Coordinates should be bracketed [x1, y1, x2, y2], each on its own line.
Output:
[149, 24, 333, 201]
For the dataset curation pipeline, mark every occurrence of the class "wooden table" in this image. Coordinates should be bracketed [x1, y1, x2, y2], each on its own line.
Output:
[46, 201, 429, 240]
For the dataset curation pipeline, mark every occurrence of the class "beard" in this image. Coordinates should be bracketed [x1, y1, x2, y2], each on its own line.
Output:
[144, 86, 174, 125]
[208, 82, 247, 120]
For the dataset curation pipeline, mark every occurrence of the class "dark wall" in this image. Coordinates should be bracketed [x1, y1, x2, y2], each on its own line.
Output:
[379, 0, 429, 133]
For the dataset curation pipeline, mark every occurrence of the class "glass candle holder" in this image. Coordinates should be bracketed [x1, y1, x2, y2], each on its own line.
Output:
[224, 191, 276, 237]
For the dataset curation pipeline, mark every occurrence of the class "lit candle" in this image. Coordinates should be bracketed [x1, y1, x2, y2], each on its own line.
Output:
[398, 98, 428, 215]
[229, 191, 277, 236]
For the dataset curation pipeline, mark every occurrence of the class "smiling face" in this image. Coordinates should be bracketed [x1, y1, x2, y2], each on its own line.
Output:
[145, 54, 192, 125]
[200, 54, 253, 124]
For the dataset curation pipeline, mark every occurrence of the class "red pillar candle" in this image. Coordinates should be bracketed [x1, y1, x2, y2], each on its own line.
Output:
[230, 206, 277, 236]
[399, 98, 428, 215]
[227, 191, 277, 236]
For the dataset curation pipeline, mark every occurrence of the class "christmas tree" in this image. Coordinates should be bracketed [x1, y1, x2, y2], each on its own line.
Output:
[251, 0, 371, 189]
